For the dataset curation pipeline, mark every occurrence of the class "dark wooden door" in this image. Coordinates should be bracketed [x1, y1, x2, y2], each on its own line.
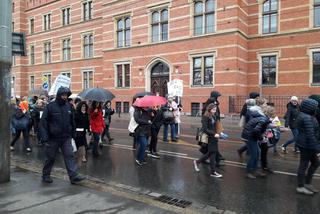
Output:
[150, 62, 169, 97]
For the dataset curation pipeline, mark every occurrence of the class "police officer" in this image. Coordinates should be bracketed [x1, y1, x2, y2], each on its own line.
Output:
[40, 87, 85, 184]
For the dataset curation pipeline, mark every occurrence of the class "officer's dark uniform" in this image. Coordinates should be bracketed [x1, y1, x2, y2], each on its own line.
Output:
[40, 87, 82, 183]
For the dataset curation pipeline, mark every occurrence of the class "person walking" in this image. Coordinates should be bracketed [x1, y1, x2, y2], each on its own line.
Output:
[89, 101, 105, 157]
[282, 96, 300, 153]
[162, 96, 177, 143]
[134, 107, 152, 166]
[148, 105, 163, 159]
[30, 99, 45, 146]
[130, 97, 139, 149]
[74, 101, 90, 164]
[296, 99, 320, 195]
[40, 87, 85, 184]
[10, 106, 32, 152]
[193, 103, 222, 178]
[101, 101, 115, 145]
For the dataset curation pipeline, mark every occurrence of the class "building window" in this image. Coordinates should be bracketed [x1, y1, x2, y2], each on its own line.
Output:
[30, 45, 35, 65]
[30, 18, 35, 34]
[191, 103, 200, 116]
[83, 1, 92, 21]
[262, 0, 278, 34]
[83, 34, 93, 58]
[116, 17, 131, 47]
[312, 52, 320, 84]
[61, 72, 71, 78]
[43, 73, 52, 89]
[29, 76, 35, 91]
[43, 42, 51, 63]
[315, 0, 320, 27]
[12, 76, 15, 89]
[116, 64, 130, 88]
[12, 22, 14, 32]
[261, 55, 277, 85]
[12, 2, 14, 13]
[151, 9, 168, 42]
[62, 38, 71, 61]
[116, 102, 122, 113]
[192, 55, 214, 86]
[123, 102, 129, 113]
[194, 0, 215, 36]
[62, 8, 70, 26]
[83, 70, 93, 89]
[43, 14, 51, 31]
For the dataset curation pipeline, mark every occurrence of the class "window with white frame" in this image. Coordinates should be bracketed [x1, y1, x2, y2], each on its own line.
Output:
[62, 7, 70, 26]
[61, 72, 71, 78]
[43, 42, 51, 63]
[262, 0, 278, 34]
[315, 0, 320, 27]
[261, 55, 277, 85]
[62, 38, 71, 61]
[30, 45, 35, 65]
[116, 17, 131, 47]
[312, 51, 320, 84]
[116, 64, 130, 88]
[83, 1, 92, 21]
[43, 14, 51, 31]
[151, 9, 168, 42]
[43, 73, 52, 89]
[29, 76, 35, 91]
[83, 70, 93, 89]
[194, 0, 215, 36]
[83, 34, 93, 58]
[192, 55, 214, 86]
[30, 18, 35, 34]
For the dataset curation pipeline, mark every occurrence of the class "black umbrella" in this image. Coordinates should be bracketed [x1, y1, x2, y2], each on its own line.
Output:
[133, 91, 153, 99]
[78, 88, 115, 102]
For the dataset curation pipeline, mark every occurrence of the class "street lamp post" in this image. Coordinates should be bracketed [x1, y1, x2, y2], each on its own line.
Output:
[0, 0, 12, 183]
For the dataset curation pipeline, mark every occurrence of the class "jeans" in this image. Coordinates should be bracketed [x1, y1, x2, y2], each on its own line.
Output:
[10, 129, 30, 149]
[137, 136, 148, 162]
[150, 127, 160, 153]
[101, 124, 111, 141]
[297, 148, 320, 187]
[175, 123, 179, 136]
[43, 138, 78, 179]
[283, 128, 299, 150]
[197, 151, 218, 174]
[246, 140, 260, 173]
[92, 132, 100, 156]
[163, 123, 176, 141]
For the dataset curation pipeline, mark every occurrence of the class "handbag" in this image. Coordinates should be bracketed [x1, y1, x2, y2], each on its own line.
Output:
[215, 120, 224, 134]
[197, 131, 208, 144]
[128, 117, 139, 133]
[163, 110, 174, 120]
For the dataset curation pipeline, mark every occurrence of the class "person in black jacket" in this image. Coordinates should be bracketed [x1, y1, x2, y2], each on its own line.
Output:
[74, 101, 90, 164]
[148, 105, 163, 159]
[296, 99, 320, 195]
[40, 87, 85, 184]
[101, 101, 115, 144]
[194, 103, 222, 178]
[241, 105, 271, 179]
[30, 99, 45, 146]
[134, 107, 152, 166]
[281, 96, 300, 153]
[240, 92, 260, 119]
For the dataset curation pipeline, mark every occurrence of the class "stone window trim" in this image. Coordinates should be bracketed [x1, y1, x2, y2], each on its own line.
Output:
[257, 51, 280, 87]
[81, 33, 94, 59]
[188, 51, 216, 88]
[61, 37, 71, 61]
[29, 44, 35, 65]
[43, 13, 52, 31]
[83, 0, 93, 21]
[259, 0, 280, 35]
[308, 48, 320, 86]
[114, 61, 132, 88]
[43, 41, 52, 64]
[150, 8, 169, 43]
[82, 69, 94, 90]
[190, 0, 217, 37]
[115, 16, 131, 48]
[29, 17, 35, 34]
[62, 7, 71, 26]
[311, 0, 320, 28]
[29, 75, 35, 91]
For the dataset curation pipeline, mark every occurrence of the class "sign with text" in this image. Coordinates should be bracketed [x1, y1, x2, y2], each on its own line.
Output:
[167, 79, 183, 97]
[48, 74, 71, 96]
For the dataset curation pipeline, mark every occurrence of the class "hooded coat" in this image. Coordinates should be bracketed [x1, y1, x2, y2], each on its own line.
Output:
[40, 87, 74, 142]
[284, 102, 300, 129]
[202, 91, 221, 119]
[240, 92, 260, 118]
[296, 99, 320, 151]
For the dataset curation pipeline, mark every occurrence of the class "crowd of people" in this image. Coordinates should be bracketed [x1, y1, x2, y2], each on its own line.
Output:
[9, 87, 320, 195]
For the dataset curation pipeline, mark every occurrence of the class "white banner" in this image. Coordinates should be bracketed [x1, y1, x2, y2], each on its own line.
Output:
[48, 74, 71, 96]
[167, 79, 183, 97]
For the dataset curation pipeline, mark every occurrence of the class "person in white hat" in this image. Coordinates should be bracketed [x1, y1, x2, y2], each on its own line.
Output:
[282, 96, 300, 153]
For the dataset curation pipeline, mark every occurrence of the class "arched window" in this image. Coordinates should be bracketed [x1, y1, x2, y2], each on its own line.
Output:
[117, 17, 131, 47]
[262, 0, 278, 34]
[151, 9, 169, 42]
[194, 0, 215, 35]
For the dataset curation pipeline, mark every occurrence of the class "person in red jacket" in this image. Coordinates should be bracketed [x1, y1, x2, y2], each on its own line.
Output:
[89, 101, 105, 157]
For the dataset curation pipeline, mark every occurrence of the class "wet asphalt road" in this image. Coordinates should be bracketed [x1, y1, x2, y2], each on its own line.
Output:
[10, 119, 320, 214]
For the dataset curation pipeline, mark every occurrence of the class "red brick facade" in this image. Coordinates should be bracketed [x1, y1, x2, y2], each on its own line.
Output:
[11, 0, 320, 115]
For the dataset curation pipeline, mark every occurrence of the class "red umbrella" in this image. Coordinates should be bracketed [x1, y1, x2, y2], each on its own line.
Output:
[133, 95, 167, 108]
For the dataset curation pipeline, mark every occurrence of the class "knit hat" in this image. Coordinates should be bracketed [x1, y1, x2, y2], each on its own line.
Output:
[290, 96, 298, 101]
[300, 99, 318, 115]
[210, 91, 221, 98]
[249, 92, 260, 99]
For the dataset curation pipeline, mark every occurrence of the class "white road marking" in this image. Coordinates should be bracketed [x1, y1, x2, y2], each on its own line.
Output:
[159, 150, 188, 156]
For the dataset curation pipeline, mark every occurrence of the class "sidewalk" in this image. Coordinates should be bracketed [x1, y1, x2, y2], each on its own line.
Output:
[0, 166, 175, 214]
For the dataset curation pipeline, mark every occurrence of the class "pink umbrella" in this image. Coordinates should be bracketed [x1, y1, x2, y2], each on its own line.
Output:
[133, 95, 167, 108]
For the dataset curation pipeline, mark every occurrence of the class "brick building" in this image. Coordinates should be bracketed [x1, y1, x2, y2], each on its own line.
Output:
[11, 0, 320, 115]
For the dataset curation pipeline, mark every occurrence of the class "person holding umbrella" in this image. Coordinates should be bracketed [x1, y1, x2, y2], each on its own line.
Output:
[148, 105, 164, 159]
[89, 101, 105, 157]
